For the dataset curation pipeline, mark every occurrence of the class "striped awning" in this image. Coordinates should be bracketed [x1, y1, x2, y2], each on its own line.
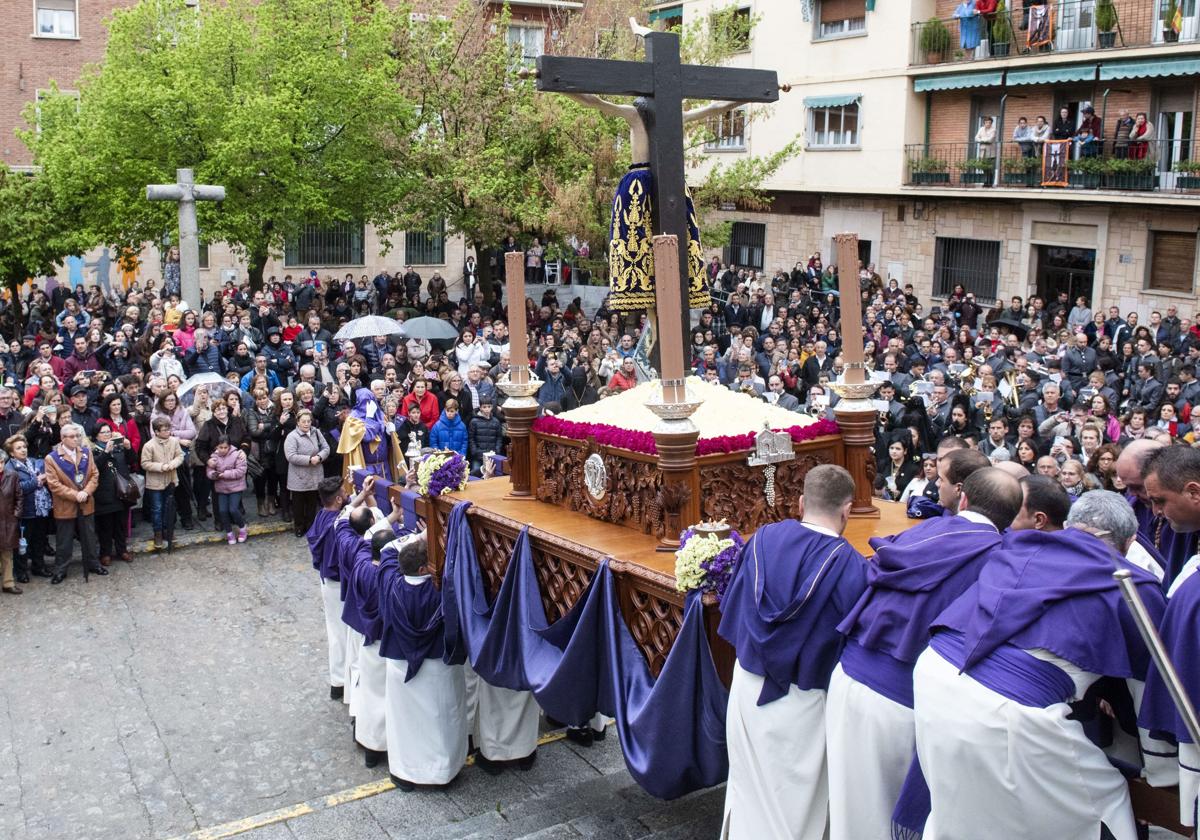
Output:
[913, 70, 1004, 92]
[1006, 64, 1097, 85]
[803, 93, 862, 108]
[647, 5, 681, 22]
[1100, 56, 1200, 80]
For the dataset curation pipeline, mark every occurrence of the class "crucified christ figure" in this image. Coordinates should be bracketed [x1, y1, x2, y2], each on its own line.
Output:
[560, 19, 748, 321]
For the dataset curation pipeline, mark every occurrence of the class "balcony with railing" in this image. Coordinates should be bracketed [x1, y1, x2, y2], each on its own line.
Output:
[911, 0, 1200, 67]
[903, 139, 1200, 193]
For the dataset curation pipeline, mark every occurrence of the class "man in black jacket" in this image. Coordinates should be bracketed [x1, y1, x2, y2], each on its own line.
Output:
[802, 340, 834, 387]
[724, 292, 749, 330]
[294, 314, 334, 367]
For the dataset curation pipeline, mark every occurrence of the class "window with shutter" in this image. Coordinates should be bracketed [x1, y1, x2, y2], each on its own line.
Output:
[816, 0, 866, 38]
[1148, 231, 1197, 293]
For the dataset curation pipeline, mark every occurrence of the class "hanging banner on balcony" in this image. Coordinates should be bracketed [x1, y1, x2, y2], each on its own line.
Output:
[1027, 4, 1053, 49]
[1041, 140, 1069, 188]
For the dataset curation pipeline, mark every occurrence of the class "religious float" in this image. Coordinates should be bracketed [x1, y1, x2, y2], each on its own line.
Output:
[379, 26, 1186, 829]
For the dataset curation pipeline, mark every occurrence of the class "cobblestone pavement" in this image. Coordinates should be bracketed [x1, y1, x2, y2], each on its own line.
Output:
[0, 532, 724, 840]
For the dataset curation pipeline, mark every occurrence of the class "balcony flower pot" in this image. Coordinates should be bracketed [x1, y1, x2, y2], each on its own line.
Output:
[1104, 159, 1156, 190]
[1172, 160, 1200, 189]
[921, 18, 951, 63]
[1104, 172, 1156, 190]
[910, 156, 951, 184]
[990, 3, 1014, 57]
[913, 171, 951, 184]
[957, 158, 994, 185]
[1096, 0, 1117, 47]
[1002, 170, 1039, 186]
[1068, 171, 1101, 188]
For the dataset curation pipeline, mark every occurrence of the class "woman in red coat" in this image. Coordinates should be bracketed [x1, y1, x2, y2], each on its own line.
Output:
[400, 379, 440, 429]
[94, 393, 142, 458]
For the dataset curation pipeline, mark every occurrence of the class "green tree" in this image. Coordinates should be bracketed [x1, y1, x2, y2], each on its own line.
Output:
[393, 2, 797, 300]
[0, 168, 88, 331]
[29, 0, 421, 290]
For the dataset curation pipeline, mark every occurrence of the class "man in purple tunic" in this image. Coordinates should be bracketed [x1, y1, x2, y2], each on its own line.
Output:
[912, 491, 1169, 840]
[826, 452, 1021, 840]
[717, 464, 867, 840]
[308, 476, 349, 701]
[1140, 445, 1200, 828]
[379, 533, 468, 789]
[342, 530, 396, 768]
[333, 475, 406, 716]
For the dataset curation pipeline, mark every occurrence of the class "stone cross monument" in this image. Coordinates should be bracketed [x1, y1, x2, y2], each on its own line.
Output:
[146, 168, 225, 305]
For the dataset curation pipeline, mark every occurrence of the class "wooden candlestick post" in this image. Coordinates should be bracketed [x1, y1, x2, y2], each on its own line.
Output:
[498, 251, 540, 498]
[505, 251, 530, 384]
[651, 235, 687, 405]
[834, 232, 866, 385]
[831, 231, 879, 518]
[648, 234, 701, 548]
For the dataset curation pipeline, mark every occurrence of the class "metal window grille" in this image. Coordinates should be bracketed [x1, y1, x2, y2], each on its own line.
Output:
[405, 220, 446, 266]
[724, 222, 766, 271]
[284, 222, 365, 267]
[933, 237, 1000, 301]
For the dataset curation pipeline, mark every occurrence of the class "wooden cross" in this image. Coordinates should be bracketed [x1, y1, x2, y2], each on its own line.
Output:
[535, 31, 779, 367]
[146, 168, 225, 306]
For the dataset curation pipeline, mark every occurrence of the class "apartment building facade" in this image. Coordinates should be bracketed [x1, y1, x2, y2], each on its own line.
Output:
[0, 0, 575, 297]
[682, 0, 1200, 316]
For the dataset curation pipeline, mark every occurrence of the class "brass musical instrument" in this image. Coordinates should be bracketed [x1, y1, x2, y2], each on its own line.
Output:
[1004, 369, 1021, 409]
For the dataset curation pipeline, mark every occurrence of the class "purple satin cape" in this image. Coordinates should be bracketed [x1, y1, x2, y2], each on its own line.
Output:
[717, 521, 867, 705]
[440, 502, 728, 800]
[1133, 496, 1200, 590]
[340, 539, 374, 632]
[344, 558, 385, 645]
[837, 515, 1002, 665]
[1140, 570, 1200, 743]
[307, 508, 341, 581]
[933, 528, 1164, 675]
[378, 567, 446, 681]
[352, 388, 386, 443]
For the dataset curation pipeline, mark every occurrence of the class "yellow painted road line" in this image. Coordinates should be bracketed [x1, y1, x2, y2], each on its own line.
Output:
[168, 728, 573, 840]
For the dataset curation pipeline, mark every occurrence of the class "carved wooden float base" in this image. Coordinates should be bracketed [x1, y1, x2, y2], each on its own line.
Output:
[420, 478, 913, 682]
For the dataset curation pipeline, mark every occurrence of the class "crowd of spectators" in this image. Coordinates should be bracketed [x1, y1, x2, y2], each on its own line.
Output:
[0, 242, 1195, 592]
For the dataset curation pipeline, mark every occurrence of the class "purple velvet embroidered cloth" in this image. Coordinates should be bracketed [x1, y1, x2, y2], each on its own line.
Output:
[440, 501, 729, 800]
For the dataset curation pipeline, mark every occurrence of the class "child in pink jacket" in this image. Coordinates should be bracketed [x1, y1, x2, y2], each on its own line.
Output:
[206, 435, 249, 544]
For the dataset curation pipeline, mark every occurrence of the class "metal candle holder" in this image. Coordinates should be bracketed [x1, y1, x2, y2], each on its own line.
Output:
[497, 368, 544, 407]
[643, 378, 702, 433]
[829, 363, 879, 412]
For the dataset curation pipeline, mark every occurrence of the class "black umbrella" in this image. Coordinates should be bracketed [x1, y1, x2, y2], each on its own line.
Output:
[989, 317, 1029, 341]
